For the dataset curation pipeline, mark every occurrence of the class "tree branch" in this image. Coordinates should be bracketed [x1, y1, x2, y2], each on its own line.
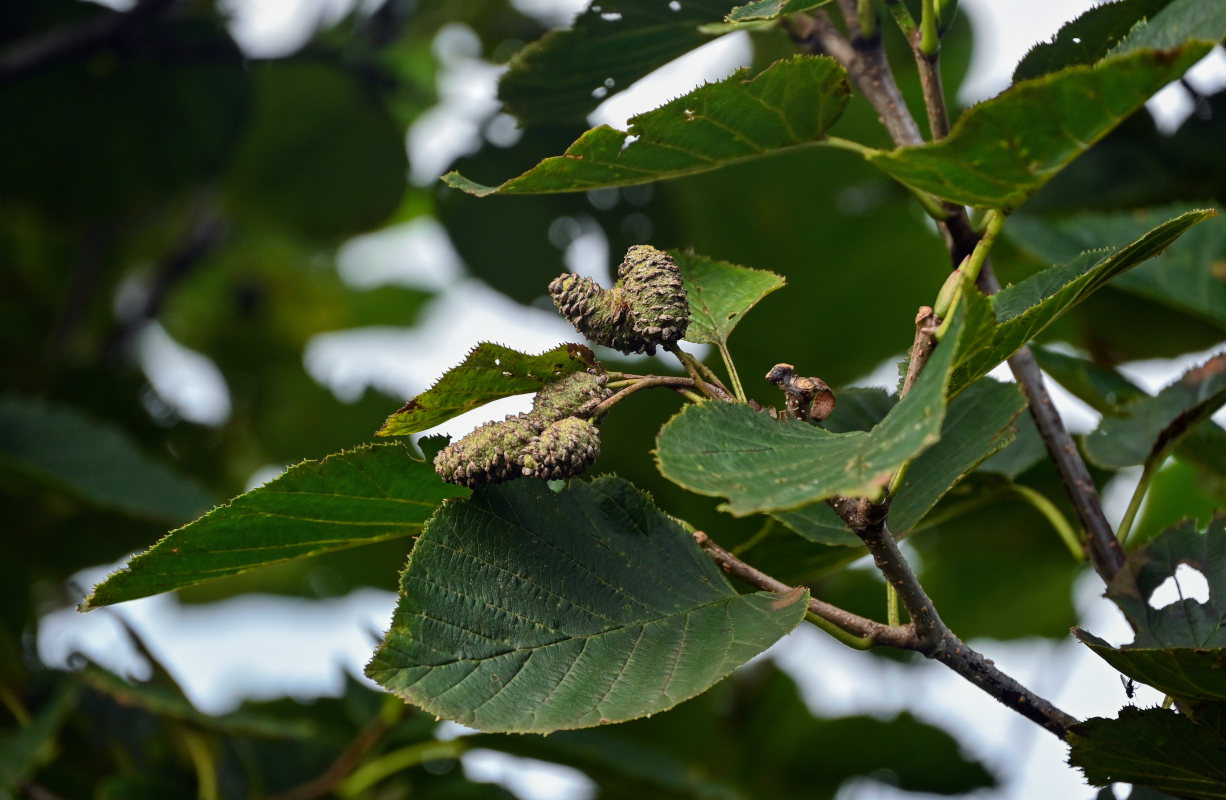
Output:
[693, 532, 916, 649]
[827, 503, 1079, 737]
[785, 11, 923, 147]
[0, 0, 179, 83]
[978, 265, 1125, 582]
[591, 375, 731, 420]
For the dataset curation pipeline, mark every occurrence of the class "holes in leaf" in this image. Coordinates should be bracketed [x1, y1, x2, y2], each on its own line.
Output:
[669, 0, 682, 9]
[600, 11, 623, 21]
[1147, 563, 1211, 610]
[619, 134, 639, 152]
[1072, 36, 1082, 44]
[683, 108, 696, 120]
[592, 86, 609, 99]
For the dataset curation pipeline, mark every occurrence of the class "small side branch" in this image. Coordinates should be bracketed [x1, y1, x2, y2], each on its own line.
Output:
[693, 532, 916, 649]
[786, 11, 923, 147]
[591, 375, 730, 420]
[828, 503, 1078, 738]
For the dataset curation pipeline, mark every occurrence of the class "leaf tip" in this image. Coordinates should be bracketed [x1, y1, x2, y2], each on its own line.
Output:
[441, 171, 498, 197]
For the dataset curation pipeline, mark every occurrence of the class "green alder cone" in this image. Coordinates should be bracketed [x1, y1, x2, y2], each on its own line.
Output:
[548, 245, 689, 355]
[531, 370, 611, 422]
[521, 417, 601, 479]
[433, 413, 542, 488]
[620, 244, 689, 350]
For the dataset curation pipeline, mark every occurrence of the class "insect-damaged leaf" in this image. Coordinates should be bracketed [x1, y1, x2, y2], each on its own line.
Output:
[445, 56, 850, 196]
[377, 343, 597, 437]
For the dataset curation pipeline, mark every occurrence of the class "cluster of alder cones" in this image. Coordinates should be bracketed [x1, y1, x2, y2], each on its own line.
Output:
[434, 245, 690, 488]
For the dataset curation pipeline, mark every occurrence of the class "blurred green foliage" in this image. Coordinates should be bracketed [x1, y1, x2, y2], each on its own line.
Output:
[3, 0, 1225, 797]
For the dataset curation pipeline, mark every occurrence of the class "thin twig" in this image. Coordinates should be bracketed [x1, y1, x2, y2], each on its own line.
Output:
[695, 528, 1078, 737]
[786, 11, 923, 148]
[268, 701, 400, 800]
[0, 0, 178, 83]
[830, 505, 1078, 737]
[900, 306, 938, 398]
[693, 532, 916, 648]
[102, 208, 227, 362]
[591, 375, 729, 420]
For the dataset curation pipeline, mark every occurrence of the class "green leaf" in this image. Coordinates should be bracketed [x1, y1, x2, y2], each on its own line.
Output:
[1012, 0, 1173, 82]
[1030, 346, 1148, 414]
[951, 209, 1216, 390]
[0, 681, 80, 795]
[773, 502, 859, 547]
[655, 304, 966, 515]
[474, 663, 994, 798]
[445, 56, 851, 196]
[674, 250, 785, 346]
[1069, 704, 1226, 799]
[498, 0, 733, 126]
[1083, 352, 1226, 468]
[888, 378, 1025, 534]
[83, 444, 467, 609]
[867, 44, 1214, 210]
[726, 0, 835, 23]
[1075, 515, 1226, 701]
[0, 395, 214, 523]
[377, 343, 598, 437]
[223, 59, 407, 239]
[1008, 207, 1226, 331]
[1108, 0, 1226, 55]
[365, 477, 809, 733]
[1075, 629, 1226, 702]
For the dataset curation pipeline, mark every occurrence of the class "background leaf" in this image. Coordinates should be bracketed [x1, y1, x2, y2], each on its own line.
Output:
[1083, 353, 1226, 468]
[726, 1, 835, 23]
[84, 443, 467, 609]
[498, 0, 733, 126]
[0, 395, 213, 523]
[377, 342, 597, 437]
[445, 56, 851, 196]
[887, 377, 1025, 534]
[1012, 0, 1173, 82]
[366, 476, 809, 733]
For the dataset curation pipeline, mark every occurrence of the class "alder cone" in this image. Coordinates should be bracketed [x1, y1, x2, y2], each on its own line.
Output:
[619, 245, 689, 352]
[433, 413, 542, 488]
[548, 245, 690, 356]
[532, 371, 611, 422]
[521, 417, 601, 480]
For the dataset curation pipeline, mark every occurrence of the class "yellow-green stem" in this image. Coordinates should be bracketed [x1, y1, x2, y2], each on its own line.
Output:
[1012, 484, 1084, 560]
[883, 0, 918, 37]
[857, 0, 878, 40]
[920, 0, 939, 56]
[717, 342, 747, 402]
[180, 728, 219, 800]
[1118, 459, 1164, 548]
[961, 209, 1004, 286]
[339, 740, 468, 798]
[805, 612, 875, 650]
[886, 583, 901, 627]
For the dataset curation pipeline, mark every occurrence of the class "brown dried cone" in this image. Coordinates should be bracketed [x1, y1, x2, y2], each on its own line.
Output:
[532, 371, 611, 422]
[520, 417, 601, 480]
[433, 413, 543, 488]
[618, 245, 689, 353]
